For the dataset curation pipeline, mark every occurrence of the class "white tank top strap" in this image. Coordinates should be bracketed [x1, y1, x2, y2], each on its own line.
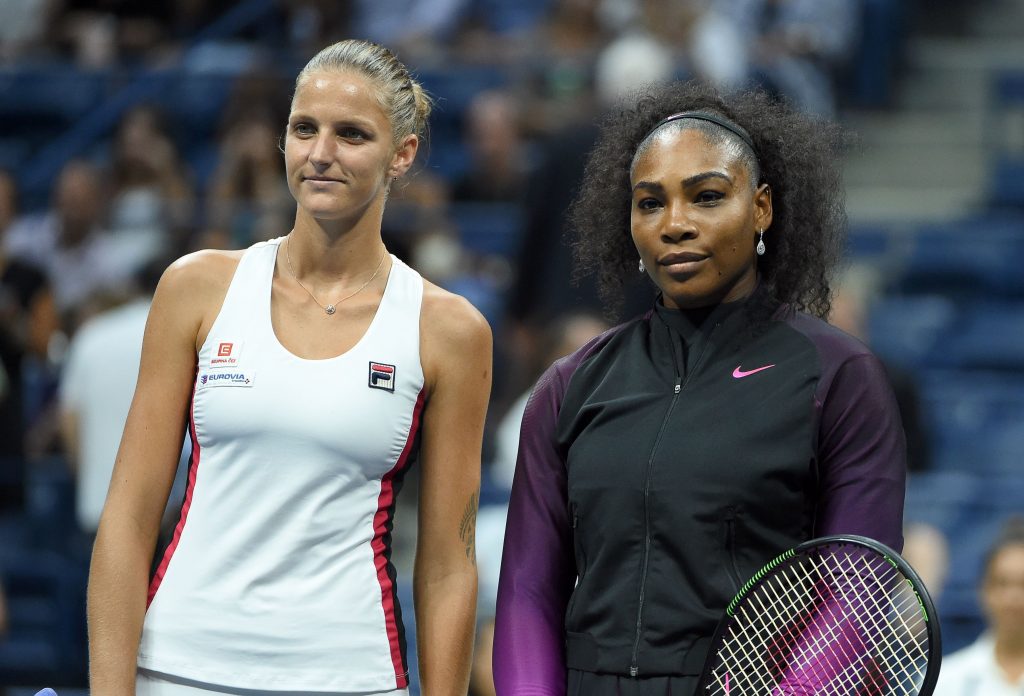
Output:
[200, 238, 281, 359]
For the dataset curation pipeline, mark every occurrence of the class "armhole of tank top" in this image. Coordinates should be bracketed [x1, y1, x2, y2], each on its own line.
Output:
[196, 243, 269, 357]
[409, 264, 426, 379]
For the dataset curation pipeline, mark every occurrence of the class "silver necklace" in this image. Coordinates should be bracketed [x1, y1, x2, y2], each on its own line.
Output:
[284, 237, 388, 315]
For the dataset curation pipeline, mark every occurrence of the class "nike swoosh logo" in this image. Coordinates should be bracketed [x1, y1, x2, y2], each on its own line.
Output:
[732, 364, 775, 378]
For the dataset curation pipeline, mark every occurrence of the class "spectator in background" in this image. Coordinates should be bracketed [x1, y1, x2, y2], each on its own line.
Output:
[108, 104, 194, 263]
[58, 259, 166, 545]
[203, 108, 293, 249]
[902, 520, 950, 602]
[1, 171, 49, 462]
[718, 0, 861, 116]
[0, 0, 56, 63]
[353, 0, 470, 63]
[934, 518, 1024, 695]
[453, 90, 532, 204]
[0, 170, 59, 483]
[490, 312, 609, 491]
[518, 0, 607, 136]
[503, 18, 672, 374]
[598, 0, 747, 92]
[3, 159, 129, 325]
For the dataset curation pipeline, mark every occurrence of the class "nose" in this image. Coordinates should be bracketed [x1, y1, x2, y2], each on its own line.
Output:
[308, 133, 335, 168]
[661, 201, 697, 243]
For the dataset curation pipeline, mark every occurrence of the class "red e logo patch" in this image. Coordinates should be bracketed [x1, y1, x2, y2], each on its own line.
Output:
[218, 342, 234, 357]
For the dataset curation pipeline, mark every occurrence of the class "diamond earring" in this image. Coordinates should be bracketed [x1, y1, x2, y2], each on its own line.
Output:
[756, 229, 766, 256]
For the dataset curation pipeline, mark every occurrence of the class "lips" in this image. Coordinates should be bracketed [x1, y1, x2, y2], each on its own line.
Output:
[659, 251, 708, 265]
[657, 250, 708, 277]
[303, 175, 344, 183]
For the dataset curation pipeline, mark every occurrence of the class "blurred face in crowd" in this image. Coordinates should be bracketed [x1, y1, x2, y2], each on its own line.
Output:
[467, 91, 518, 166]
[284, 70, 416, 225]
[630, 127, 772, 309]
[982, 542, 1024, 644]
[56, 161, 105, 245]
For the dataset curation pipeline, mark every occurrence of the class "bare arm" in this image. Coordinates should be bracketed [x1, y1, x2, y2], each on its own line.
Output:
[87, 251, 231, 696]
[415, 287, 492, 696]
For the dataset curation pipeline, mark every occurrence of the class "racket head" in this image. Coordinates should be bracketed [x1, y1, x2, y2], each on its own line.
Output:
[696, 534, 942, 696]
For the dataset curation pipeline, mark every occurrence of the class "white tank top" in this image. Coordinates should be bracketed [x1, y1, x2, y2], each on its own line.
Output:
[139, 238, 424, 692]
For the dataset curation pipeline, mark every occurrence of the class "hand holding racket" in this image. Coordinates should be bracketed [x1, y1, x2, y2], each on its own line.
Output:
[696, 535, 942, 696]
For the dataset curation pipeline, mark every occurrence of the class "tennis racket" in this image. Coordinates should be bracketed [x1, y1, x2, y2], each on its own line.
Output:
[695, 534, 942, 696]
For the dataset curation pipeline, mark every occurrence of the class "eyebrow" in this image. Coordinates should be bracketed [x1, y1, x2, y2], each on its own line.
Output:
[632, 180, 664, 194]
[682, 171, 733, 187]
[633, 171, 734, 194]
[288, 113, 375, 130]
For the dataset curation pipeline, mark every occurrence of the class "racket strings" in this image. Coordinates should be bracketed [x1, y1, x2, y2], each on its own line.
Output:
[717, 562, 870, 694]
[806, 554, 916, 693]
[816, 553, 929, 691]
[705, 548, 932, 695]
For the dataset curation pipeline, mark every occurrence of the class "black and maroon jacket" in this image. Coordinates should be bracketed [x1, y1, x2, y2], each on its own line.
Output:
[493, 295, 907, 695]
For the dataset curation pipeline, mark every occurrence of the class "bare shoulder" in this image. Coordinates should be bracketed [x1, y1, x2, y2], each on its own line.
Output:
[420, 279, 492, 351]
[160, 248, 244, 297]
[419, 278, 492, 402]
[152, 248, 246, 347]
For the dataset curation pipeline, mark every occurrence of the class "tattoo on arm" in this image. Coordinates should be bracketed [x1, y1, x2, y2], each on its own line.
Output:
[459, 491, 478, 565]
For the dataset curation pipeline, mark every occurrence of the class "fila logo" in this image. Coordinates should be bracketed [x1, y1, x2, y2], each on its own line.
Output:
[368, 362, 396, 392]
[218, 342, 234, 357]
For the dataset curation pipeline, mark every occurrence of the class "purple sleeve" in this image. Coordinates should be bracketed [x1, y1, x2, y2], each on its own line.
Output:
[815, 353, 907, 551]
[492, 362, 578, 696]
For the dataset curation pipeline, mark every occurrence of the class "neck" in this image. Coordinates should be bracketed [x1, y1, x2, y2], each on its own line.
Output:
[289, 204, 387, 277]
[994, 632, 1024, 683]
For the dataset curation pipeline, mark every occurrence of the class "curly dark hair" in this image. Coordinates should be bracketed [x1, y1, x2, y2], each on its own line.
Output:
[569, 81, 847, 318]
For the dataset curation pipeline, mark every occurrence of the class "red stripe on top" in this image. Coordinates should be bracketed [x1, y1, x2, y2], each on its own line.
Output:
[147, 385, 202, 607]
[372, 388, 425, 689]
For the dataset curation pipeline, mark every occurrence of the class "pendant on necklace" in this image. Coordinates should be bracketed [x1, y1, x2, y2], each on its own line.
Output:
[325, 304, 336, 315]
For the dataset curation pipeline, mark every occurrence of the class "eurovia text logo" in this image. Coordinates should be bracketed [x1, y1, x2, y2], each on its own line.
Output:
[198, 371, 255, 388]
[368, 362, 396, 392]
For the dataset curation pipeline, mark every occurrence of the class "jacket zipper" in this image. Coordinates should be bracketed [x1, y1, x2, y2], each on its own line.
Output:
[629, 320, 716, 677]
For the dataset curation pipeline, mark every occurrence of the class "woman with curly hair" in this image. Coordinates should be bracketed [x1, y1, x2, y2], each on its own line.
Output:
[493, 81, 906, 696]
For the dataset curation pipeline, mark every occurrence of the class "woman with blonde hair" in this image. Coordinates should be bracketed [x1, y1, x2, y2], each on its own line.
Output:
[88, 39, 491, 696]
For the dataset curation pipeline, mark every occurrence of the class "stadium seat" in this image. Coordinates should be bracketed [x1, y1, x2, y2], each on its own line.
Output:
[904, 470, 982, 531]
[0, 550, 87, 686]
[23, 458, 77, 554]
[0, 67, 107, 129]
[939, 301, 1024, 371]
[891, 219, 1024, 299]
[867, 294, 957, 369]
[917, 371, 1024, 472]
[989, 155, 1024, 209]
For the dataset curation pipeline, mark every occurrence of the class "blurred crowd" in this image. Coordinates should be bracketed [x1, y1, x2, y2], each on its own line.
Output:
[0, 0, 911, 498]
[0, 0, 994, 692]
